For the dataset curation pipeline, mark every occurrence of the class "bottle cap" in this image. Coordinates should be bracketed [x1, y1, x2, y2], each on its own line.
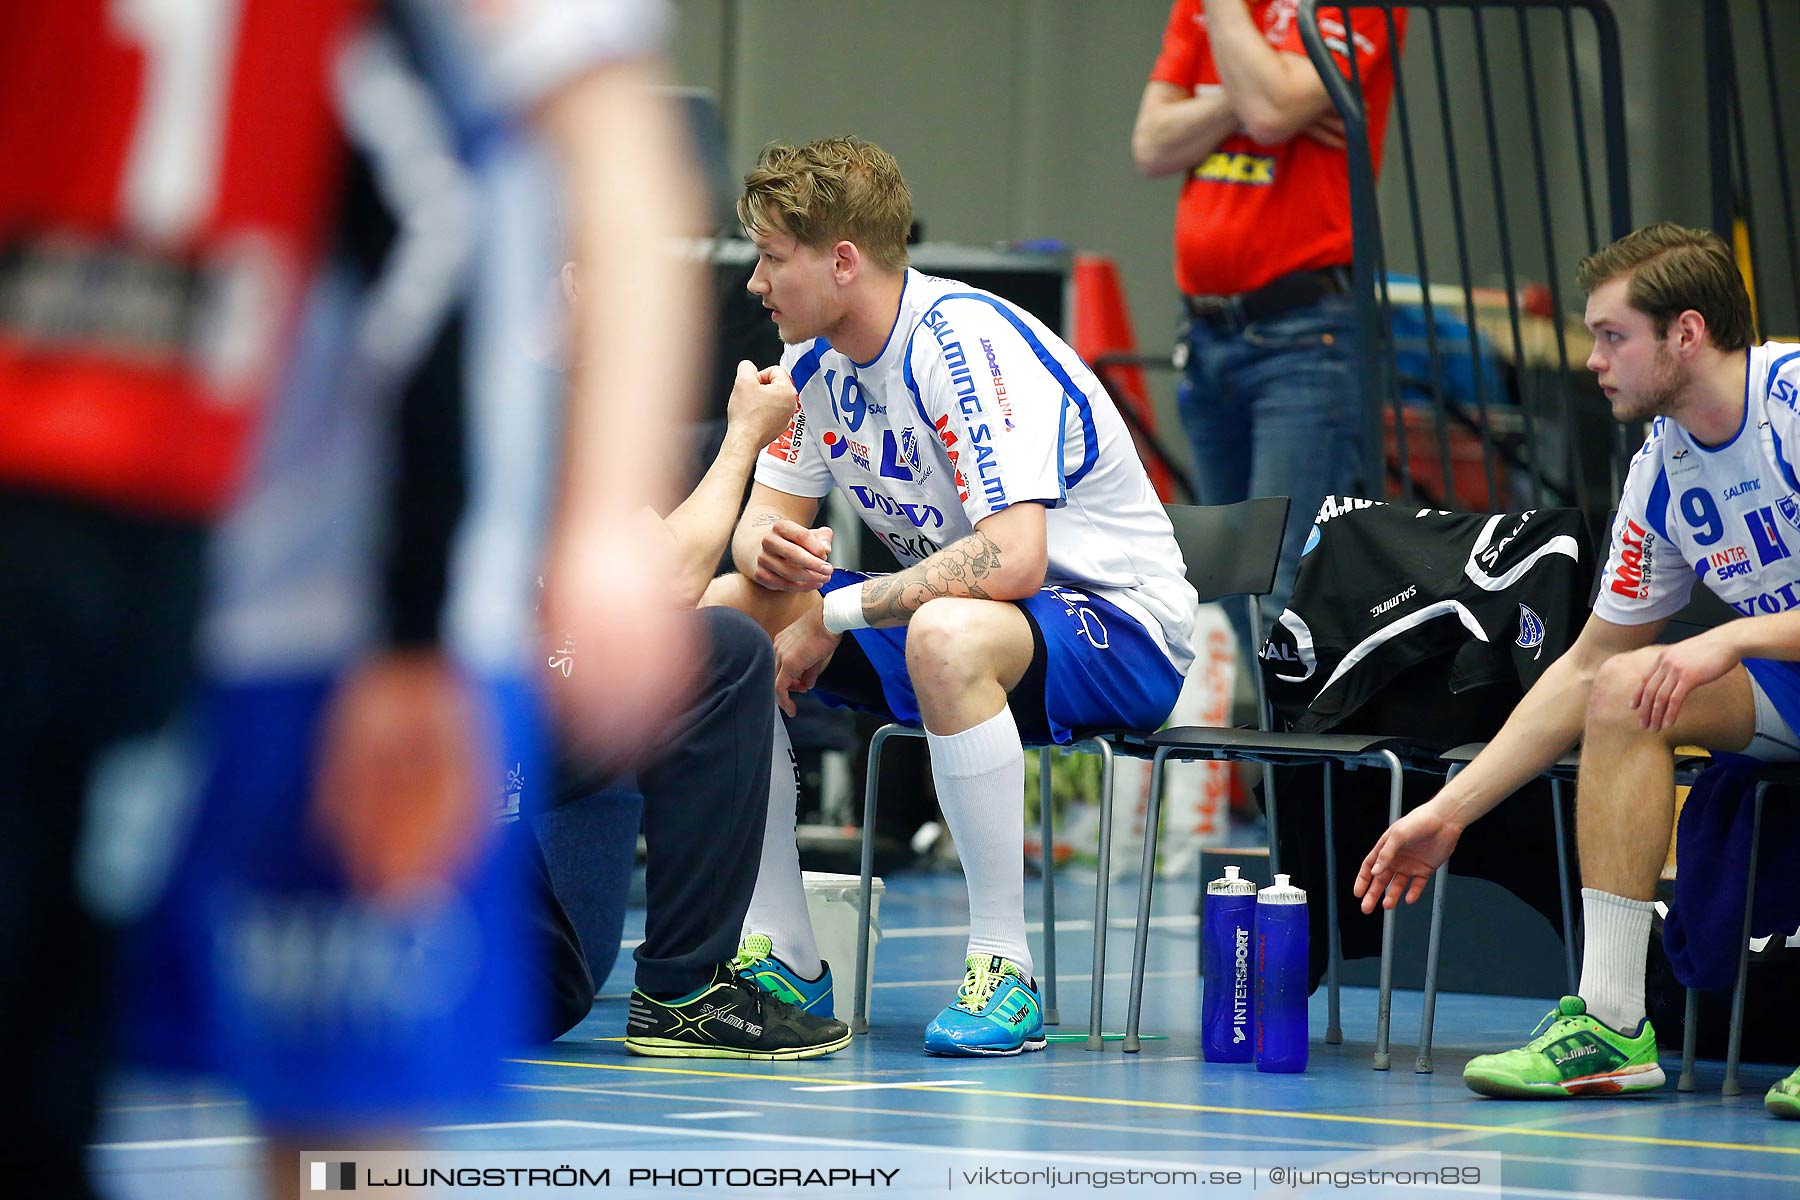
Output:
[1206, 864, 1258, 896]
[1257, 873, 1308, 905]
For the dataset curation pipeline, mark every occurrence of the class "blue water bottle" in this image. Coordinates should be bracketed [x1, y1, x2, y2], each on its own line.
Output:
[1255, 873, 1309, 1073]
[1202, 865, 1257, 1062]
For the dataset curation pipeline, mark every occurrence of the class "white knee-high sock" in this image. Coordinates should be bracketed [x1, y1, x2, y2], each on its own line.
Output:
[928, 705, 1032, 979]
[742, 715, 822, 977]
[1578, 887, 1654, 1032]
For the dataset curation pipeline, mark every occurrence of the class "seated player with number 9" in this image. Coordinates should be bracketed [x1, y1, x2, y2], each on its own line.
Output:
[1353, 223, 1800, 1116]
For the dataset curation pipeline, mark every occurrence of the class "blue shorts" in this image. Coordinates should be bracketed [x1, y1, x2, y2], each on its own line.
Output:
[1742, 657, 1800, 760]
[813, 569, 1184, 744]
[124, 671, 539, 1129]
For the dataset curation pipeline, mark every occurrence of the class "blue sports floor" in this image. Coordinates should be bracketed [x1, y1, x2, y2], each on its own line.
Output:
[96, 871, 1799, 1198]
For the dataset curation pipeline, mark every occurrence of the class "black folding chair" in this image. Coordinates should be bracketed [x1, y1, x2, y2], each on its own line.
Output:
[849, 498, 1287, 1050]
[1122, 501, 1437, 1068]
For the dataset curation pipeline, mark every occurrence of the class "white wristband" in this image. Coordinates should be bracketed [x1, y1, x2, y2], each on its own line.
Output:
[822, 583, 870, 634]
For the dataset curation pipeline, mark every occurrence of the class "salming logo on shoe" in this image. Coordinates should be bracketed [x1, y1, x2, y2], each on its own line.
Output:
[701, 1004, 762, 1038]
[1552, 1043, 1600, 1068]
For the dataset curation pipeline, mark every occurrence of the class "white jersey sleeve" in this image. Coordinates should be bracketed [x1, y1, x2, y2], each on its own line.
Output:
[1592, 421, 1694, 625]
[751, 341, 835, 499]
[903, 294, 1073, 528]
[441, 0, 671, 111]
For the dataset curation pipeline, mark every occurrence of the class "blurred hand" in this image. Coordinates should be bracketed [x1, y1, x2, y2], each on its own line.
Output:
[542, 515, 698, 766]
[1352, 800, 1463, 914]
[312, 651, 487, 901]
[755, 519, 834, 592]
[1300, 111, 1347, 150]
[772, 602, 840, 718]
[727, 359, 799, 451]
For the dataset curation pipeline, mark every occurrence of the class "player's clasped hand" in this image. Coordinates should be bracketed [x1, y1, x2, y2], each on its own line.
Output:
[729, 358, 799, 449]
[772, 602, 841, 717]
[756, 519, 834, 591]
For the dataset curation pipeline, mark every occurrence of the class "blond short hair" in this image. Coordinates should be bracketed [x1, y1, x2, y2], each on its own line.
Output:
[1576, 222, 1754, 351]
[737, 137, 912, 272]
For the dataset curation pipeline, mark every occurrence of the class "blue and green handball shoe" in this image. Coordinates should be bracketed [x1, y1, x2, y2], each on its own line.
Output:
[1463, 996, 1664, 1098]
[1767, 1065, 1800, 1119]
[923, 955, 1046, 1057]
[733, 933, 835, 1018]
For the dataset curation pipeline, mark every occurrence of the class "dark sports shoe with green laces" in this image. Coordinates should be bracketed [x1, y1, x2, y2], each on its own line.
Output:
[1767, 1065, 1800, 1118]
[625, 963, 851, 1060]
[1463, 996, 1664, 1098]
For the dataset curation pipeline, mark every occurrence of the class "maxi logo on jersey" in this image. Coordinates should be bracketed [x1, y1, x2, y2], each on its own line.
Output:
[921, 308, 1006, 508]
[766, 406, 807, 464]
[1610, 518, 1654, 599]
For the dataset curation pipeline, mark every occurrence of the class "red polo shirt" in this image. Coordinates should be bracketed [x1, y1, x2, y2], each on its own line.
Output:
[1150, 0, 1406, 297]
[0, 0, 362, 519]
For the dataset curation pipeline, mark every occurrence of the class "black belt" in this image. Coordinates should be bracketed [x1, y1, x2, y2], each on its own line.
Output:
[1184, 265, 1351, 326]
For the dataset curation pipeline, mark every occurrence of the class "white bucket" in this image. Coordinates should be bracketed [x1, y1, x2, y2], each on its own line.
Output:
[802, 870, 884, 1023]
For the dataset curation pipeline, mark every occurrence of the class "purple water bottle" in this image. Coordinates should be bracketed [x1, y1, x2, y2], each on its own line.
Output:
[1255, 873, 1309, 1073]
[1202, 865, 1257, 1062]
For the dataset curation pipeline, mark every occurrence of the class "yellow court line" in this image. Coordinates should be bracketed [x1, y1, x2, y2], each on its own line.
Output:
[507, 1059, 1800, 1157]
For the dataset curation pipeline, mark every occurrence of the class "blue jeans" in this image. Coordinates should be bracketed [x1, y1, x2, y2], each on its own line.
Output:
[1177, 292, 1362, 658]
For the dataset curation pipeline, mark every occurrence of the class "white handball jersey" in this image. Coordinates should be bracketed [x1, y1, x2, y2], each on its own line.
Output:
[754, 269, 1199, 671]
[1595, 340, 1800, 625]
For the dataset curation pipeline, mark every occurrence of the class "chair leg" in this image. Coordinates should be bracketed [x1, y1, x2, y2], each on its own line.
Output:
[1418, 863, 1449, 1073]
[1087, 738, 1116, 1051]
[1723, 783, 1766, 1097]
[1323, 765, 1342, 1046]
[1418, 762, 1465, 1074]
[854, 724, 898, 1036]
[1678, 986, 1699, 1093]
[1373, 750, 1404, 1072]
[1039, 745, 1060, 1026]
[1551, 780, 1578, 994]
[1124, 747, 1170, 1054]
[1264, 762, 1282, 878]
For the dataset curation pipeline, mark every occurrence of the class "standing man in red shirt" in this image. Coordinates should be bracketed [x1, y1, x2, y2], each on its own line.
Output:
[1133, 0, 1406, 648]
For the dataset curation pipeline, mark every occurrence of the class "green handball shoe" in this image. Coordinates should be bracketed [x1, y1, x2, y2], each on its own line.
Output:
[1767, 1065, 1800, 1119]
[1463, 996, 1664, 1099]
[734, 933, 834, 1017]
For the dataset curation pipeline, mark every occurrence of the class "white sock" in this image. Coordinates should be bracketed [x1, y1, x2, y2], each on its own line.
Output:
[1577, 887, 1654, 1032]
[742, 715, 822, 977]
[928, 705, 1032, 979]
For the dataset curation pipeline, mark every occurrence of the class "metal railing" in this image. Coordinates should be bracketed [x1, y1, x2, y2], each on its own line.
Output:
[1705, 0, 1800, 346]
[1299, 0, 1633, 523]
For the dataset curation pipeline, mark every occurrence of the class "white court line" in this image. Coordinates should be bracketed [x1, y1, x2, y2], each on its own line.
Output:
[880, 914, 1198, 941]
[875, 966, 1194, 990]
[619, 913, 1199, 950]
[428, 1119, 1289, 1172]
[102, 1099, 244, 1114]
[91, 1136, 260, 1152]
[596, 966, 1196, 1002]
[423, 1118, 1658, 1199]
[664, 1110, 758, 1120]
[790, 1080, 980, 1093]
[511, 1081, 1795, 1185]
